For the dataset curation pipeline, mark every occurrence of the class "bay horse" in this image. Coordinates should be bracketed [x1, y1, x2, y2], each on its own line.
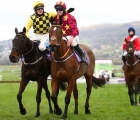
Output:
[9, 27, 67, 117]
[124, 40, 140, 106]
[49, 24, 106, 119]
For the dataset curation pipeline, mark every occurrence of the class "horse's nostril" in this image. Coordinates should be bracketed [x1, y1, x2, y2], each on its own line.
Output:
[9, 55, 16, 63]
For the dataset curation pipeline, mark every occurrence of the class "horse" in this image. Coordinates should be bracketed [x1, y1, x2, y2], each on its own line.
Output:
[49, 24, 106, 119]
[124, 40, 140, 106]
[9, 27, 67, 117]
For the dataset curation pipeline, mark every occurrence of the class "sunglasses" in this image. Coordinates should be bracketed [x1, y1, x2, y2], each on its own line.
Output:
[36, 8, 44, 10]
[56, 8, 63, 12]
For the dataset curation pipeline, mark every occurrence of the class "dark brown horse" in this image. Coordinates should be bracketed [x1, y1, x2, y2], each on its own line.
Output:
[124, 40, 140, 106]
[9, 27, 67, 117]
[49, 24, 106, 119]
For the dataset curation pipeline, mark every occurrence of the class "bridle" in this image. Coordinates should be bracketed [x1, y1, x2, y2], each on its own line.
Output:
[12, 33, 34, 57]
[126, 46, 139, 66]
[50, 25, 74, 62]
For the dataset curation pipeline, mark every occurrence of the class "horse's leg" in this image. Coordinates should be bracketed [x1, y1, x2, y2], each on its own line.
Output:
[51, 79, 62, 115]
[128, 84, 134, 105]
[17, 79, 29, 115]
[42, 79, 53, 114]
[35, 78, 43, 117]
[61, 78, 75, 120]
[73, 80, 78, 114]
[84, 75, 92, 114]
[127, 80, 134, 105]
[134, 80, 140, 106]
[139, 94, 140, 105]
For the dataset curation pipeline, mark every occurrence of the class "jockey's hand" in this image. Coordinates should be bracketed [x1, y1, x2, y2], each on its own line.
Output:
[67, 36, 74, 46]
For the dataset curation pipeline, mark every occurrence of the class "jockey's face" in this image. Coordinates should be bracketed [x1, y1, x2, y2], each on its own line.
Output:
[56, 9, 63, 16]
[36, 8, 44, 15]
[129, 31, 134, 36]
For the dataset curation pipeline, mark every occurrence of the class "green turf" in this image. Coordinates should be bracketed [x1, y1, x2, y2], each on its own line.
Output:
[0, 83, 140, 120]
[0, 65, 124, 81]
[0, 66, 21, 81]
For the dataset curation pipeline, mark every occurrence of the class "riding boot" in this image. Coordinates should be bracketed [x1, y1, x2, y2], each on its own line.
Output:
[73, 44, 86, 62]
[43, 48, 50, 54]
[122, 56, 126, 70]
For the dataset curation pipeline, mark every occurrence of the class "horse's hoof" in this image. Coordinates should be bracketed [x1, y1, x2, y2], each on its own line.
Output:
[85, 109, 91, 114]
[35, 112, 40, 117]
[54, 108, 62, 115]
[60, 114, 67, 120]
[49, 110, 53, 114]
[20, 108, 26, 115]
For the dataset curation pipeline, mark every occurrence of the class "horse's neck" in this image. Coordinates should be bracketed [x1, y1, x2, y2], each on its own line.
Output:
[55, 39, 71, 56]
[23, 39, 42, 61]
[127, 55, 138, 64]
[23, 39, 32, 54]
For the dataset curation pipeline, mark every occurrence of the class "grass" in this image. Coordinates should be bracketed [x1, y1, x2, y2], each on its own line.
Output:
[0, 65, 124, 81]
[0, 66, 21, 81]
[0, 83, 140, 120]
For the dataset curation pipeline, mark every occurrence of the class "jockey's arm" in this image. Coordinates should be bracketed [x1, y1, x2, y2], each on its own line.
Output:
[69, 15, 79, 37]
[25, 17, 33, 38]
[48, 12, 57, 24]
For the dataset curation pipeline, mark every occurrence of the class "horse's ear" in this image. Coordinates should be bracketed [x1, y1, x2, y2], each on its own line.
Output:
[23, 27, 26, 34]
[15, 27, 18, 34]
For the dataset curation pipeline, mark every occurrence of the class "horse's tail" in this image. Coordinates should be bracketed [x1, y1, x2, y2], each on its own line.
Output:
[92, 76, 106, 89]
[59, 81, 68, 91]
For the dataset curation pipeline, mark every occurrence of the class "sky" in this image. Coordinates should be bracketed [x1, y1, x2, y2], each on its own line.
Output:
[1, 0, 140, 41]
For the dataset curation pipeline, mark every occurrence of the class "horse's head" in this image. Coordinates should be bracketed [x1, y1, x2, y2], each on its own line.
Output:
[49, 23, 63, 52]
[9, 27, 27, 63]
[126, 39, 135, 57]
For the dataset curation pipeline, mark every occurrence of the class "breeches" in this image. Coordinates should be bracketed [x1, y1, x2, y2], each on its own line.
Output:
[30, 33, 49, 51]
[63, 35, 79, 47]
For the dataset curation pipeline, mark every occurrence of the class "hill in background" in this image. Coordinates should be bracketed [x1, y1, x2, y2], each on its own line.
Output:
[79, 21, 140, 64]
[1, 21, 140, 64]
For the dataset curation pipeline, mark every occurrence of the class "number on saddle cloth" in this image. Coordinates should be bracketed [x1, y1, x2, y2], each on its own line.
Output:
[72, 48, 88, 65]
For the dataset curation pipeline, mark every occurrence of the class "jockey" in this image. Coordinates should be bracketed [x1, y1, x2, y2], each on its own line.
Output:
[25, 1, 56, 54]
[53, 1, 86, 62]
[122, 27, 140, 69]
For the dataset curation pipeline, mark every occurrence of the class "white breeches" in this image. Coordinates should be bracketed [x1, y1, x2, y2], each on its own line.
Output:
[63, 35, 79, 47]
[30, 33, 49, 51]
[122, 50, 140, 58]
[135, 50, 140, 58]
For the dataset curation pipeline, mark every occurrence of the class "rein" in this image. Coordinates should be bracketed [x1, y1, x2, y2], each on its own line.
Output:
[23, 56, 43, 65]
[13, 34, 34, 56]
[61, 47, 70, 58]
[126, 53, 139, 66]
[23, 41, 34, 56]
[15, 34, 43, 65]
[53, 53, 74, 62]
[50, 24, 74, 62]
[126, 59, 139, 66]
